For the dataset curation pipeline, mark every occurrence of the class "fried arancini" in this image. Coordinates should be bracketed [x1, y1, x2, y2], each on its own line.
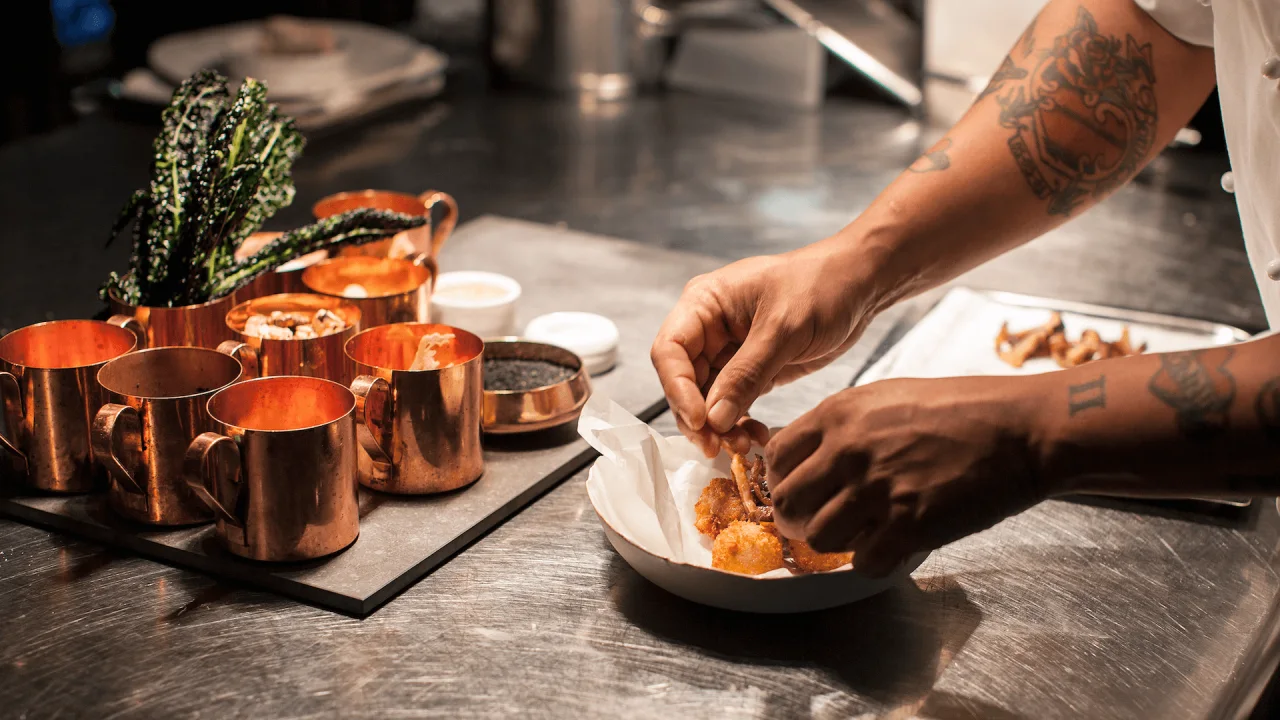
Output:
[694, 476, 747, 538]
[789, 539, 854, 572]
[711, 521, 785, 575]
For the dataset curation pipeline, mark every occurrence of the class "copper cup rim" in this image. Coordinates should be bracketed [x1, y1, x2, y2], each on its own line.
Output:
[207, 375, 356, 433]
[225, 292, 363, 339]
[480, 339, 586, 396]
[97, 346, 243, 402]
[311, 189, 428, 219]
[108, 286, 239, 312]
[301, 255, 433, 299]
[0, 319, 139, 370]
[344, 322, 485, 375]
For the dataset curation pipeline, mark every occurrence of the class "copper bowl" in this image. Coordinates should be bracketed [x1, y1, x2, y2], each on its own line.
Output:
[312, 189, 457, 260]
[482, 339, 591, 434]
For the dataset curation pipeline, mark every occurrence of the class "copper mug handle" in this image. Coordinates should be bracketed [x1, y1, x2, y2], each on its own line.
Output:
[351, 375, 393, 465]
[0, 371, 27, 474]
[418, 190, 457, 260]
[216, 341, 259, 380]
[106, 314, 148, 349]
[184, 432, 247, 545]
[92, 403, 146, 496]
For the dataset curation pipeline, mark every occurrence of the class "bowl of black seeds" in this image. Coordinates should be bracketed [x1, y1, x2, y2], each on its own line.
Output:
[481, 339, 591, 434]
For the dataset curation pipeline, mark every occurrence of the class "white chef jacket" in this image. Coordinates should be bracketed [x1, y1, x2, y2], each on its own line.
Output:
[1138, 0, 1280, 328]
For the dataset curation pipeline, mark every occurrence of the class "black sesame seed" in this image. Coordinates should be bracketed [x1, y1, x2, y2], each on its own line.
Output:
[484, 358, 574, 392]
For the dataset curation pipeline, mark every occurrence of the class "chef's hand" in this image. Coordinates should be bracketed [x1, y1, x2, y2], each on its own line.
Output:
[767, 375, 1047, 577]
[651, 241, 878, 457]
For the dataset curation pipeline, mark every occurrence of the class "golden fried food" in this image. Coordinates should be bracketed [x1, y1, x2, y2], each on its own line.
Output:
[789, 539, 854, 572]
[711, 521, 785, 575]
[694, 476, 747, 539]
[997, 314, 1145, 368]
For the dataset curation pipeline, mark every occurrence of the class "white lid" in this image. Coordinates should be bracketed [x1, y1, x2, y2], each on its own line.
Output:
[524, 312, 620, 362]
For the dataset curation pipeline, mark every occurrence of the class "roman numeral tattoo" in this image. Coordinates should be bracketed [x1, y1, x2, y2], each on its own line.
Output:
[1067, 375, 1106, 416]
[1148, 349, 1236, 442]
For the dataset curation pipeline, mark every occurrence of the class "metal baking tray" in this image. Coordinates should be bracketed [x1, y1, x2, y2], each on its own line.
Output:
[853, 287, 1255, 512]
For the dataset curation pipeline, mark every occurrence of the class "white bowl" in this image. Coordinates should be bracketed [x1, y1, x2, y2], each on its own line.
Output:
[429, 271, 522, 339]
[585, 440, 929, 614]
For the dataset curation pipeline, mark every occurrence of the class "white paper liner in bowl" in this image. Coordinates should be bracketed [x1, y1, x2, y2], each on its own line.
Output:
[579, 394, 927, 613]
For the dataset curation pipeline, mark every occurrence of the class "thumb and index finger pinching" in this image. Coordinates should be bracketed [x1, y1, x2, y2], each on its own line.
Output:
[703, 332, 791, 437]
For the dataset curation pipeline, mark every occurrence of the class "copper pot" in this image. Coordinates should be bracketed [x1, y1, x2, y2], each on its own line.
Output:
[108, 289, 242, 349]
[301, 255, 435, 329]
[185, 376, 360, 562]
[345, 323, 485, 495]
[93, 347, 243, 525]
[312, 189, 458, 260]
[0, 319, 142, 492]
[221, 293, 362, 385]
[235, 231, 329, 300]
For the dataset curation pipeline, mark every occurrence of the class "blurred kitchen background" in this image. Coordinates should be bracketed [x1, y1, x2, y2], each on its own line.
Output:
[2, 0, 1224, 149]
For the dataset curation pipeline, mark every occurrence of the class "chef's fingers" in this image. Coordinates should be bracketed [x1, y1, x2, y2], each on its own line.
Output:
[652, 312, 711, 431]
[676, 411, 721, 458]
[769, 447, 858, 540]
[804, 482, 885, 553]
[738, 417, 772, 448]
[704, 329, 794, 434]
[850, 513, 914, 579]
[693, 355, 711, 389]
[710, 342, 739, 369]
[765, 419, 823, 481]
[720, 427, 754, 456]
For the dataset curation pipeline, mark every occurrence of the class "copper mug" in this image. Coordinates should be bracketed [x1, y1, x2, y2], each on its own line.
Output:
[220, 293, 362, 385]
[184, 376, 360, 562]
[345, 323, 484, 495]
[236, 231, 329, 300]
[312, 189, 458, 260]
[301, 255, 435, 329]
[93, 347, 243, 525]
[0, 319, 143, 492]
[108, 289, 242, 349]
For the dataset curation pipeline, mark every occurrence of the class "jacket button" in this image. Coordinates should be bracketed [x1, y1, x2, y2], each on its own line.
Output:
[1264, 57, 1280, 80]
[1222, 172, 1235, 193]
[1268, 259, 1280, 281]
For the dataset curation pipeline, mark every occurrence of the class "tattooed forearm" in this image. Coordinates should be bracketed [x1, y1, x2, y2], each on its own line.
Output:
[980, 7, 1158, 217]
[1067, 375, 1105, 416]
[907, 138, 953, 173]
[1255, 377, 1280, 443]
[1148, 349, 1235, 441]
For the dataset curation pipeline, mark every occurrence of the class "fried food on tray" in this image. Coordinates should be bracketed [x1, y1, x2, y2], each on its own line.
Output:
[996, 314, 1146, 369]
[790, 539, 854, 572]
[694, 476, 747, 539]
[711, 520, 786, 575]
[995, 312, 1062, 367]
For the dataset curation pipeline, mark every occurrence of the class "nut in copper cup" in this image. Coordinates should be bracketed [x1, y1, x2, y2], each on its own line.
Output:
[301, 255, 435, 329]
[108, 288, 242, 349]
[185, 376, 360, 562]
[93, 347, 242, 525]
[312, 189, 458, 260]
[0, 319, 141, 492]
[345, 323, 484, 495]
[221, 293, 362, 385]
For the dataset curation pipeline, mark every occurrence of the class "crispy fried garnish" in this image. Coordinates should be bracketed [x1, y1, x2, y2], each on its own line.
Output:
[998, 314, 1143, 369]
[694, 476, 747, 539]
[789, 539, 854, 572]
[711, 521, 785, 575]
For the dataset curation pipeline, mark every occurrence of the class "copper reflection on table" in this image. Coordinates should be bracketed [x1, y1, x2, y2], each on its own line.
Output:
[0, 320, 140, 492]
[301, 255, 434, 328]
[221, 293, 362, 385]
[93, 347, 242, 525]
[186, 376, 359, 562]
[345, 323, 484, 495]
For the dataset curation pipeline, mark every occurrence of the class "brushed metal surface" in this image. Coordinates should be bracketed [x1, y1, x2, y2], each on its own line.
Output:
[0, 90, 1275, 718]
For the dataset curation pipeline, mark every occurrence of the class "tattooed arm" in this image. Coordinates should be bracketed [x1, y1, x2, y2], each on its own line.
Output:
[854, 0, 1215, 307]
[1035, 336, 1280, 498]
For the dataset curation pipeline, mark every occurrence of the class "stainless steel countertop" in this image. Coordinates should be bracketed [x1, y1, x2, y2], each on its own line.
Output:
[1, 90, 1276, 719]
